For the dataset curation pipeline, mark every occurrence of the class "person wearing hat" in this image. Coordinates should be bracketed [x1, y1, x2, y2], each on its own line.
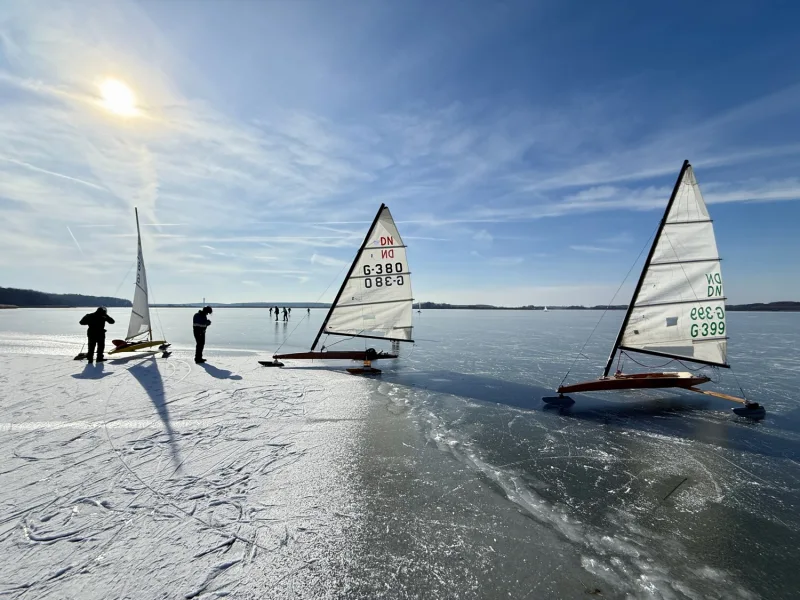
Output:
[79, 307, 115, 363]
[193, 306, 213, 363]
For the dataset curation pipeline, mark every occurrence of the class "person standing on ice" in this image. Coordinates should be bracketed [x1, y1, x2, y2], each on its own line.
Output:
[79, 307, 115, 363]
[193, 306, 212, 364]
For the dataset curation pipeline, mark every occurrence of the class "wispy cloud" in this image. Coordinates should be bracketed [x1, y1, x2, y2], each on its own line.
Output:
[473, 229, 493, 244]
[66, 225, 84, 257]
[310, 253, 349, 268]
[570, 245, 621, 254]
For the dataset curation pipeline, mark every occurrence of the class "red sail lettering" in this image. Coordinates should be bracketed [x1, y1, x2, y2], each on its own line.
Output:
[381, 249, 395, 259]
[380, 236, 394, 246]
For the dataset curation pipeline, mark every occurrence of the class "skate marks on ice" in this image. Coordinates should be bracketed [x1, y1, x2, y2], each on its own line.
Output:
[0, 354, 371, 598]
[377, 371, 800, 599]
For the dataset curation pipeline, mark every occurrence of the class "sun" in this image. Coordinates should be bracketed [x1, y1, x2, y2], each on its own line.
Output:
[99, 78, 138, 117]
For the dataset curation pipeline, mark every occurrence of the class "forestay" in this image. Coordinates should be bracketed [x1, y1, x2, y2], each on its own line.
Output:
[619, 165, 728, 366]
[323, 206, 414, 342]
[126, 215, 152, 340]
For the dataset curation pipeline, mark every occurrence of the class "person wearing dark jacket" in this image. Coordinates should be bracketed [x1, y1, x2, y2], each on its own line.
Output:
[193, 306, 212, 363]
[79, 307, 115, 363]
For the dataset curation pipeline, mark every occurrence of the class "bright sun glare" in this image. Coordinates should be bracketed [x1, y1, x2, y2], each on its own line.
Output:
[99, 78, 137, 117]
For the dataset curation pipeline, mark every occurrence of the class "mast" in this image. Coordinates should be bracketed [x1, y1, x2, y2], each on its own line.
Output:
[310, 204, 386, 352]
[602, 159, 690, 377]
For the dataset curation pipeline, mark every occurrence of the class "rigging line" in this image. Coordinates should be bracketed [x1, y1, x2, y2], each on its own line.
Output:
[558, 226, 657, 388]
[112, 260, 137, 299]
[143, 276, 167, 341]
[321, 335, 356, 349]
[622, 350, 712, 373]
[272, 260, 351, 355]
[273, 309, 311, 354]
[621, 350, 678, 370]
[729, 365, 749, 402]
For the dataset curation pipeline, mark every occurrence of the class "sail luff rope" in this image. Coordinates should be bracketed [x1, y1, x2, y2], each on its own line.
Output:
[558, 226, 656, 389]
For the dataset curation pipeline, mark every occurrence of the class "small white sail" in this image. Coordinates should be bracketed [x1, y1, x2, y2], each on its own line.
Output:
[323, 205, 413, 341]
[126, 212, 152, 340]
[620, 165, 727, 366]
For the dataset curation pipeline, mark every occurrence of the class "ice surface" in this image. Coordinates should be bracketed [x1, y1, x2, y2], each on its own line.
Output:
[1, 308, 798, 599]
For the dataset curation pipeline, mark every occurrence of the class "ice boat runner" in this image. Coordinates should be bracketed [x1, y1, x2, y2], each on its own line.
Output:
[108, 208, 171, 358]
[545, 160, 764, 419]
[261, 203, 414, 374]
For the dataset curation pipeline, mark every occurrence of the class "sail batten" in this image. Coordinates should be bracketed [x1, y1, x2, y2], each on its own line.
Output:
[616, 163, 727, 367]
[314, 205, 414, 347]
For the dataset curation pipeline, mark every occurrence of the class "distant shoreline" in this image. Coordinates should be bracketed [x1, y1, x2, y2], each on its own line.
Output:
[2, 302, 798, 312]
[2, 287, 798, 312]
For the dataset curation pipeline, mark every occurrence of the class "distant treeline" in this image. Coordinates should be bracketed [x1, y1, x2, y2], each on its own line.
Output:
[0, 287, 131, 308]
[727, 302, 800, 312]
[2, 287, 798, 312]
[152, 302, 332, 309]
[418, 302, 627, 311]
[419, 301, 800, 312]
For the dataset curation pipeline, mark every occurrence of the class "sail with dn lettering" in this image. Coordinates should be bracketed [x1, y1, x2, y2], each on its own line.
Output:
[544, 160, 765, 419]
[262, 204, 414, 374]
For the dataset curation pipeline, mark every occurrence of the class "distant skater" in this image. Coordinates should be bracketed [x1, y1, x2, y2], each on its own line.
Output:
[282, 307, 288, 321]
[288, 307, 291, 317]
[307, 308, 310, 316]
[269, 307, 273, 317]
[193, 306, 212, 364]
[79, 307, 115, 363]
[274, 305, 279, 321]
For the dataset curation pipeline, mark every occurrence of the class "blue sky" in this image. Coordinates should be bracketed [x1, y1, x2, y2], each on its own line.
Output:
[1, 0, 798, 305]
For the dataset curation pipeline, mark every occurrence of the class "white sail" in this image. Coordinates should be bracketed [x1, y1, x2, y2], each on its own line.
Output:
[126, 213, 152, 340]
[619, 165, 727, 366]
[323, 205, 413, 342]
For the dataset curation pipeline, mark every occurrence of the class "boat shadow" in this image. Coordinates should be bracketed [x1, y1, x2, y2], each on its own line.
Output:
[387, 369, 800, 462]
[109, 352, 158, 365]
[127, 357, 182, 471]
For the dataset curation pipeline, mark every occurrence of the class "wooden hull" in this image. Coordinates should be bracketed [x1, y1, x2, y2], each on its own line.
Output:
[272, 350, 397, 361]
[109, 340, 169, 354]
[557, 372, 711, 394]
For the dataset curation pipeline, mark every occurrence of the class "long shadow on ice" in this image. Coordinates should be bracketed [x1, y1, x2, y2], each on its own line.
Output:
[198, 363, 242, 380]
[387, 369, 800, 462]
[72, 362, 113, 379]
[109, 352, 158, 365]
[127, 357, 182, 471]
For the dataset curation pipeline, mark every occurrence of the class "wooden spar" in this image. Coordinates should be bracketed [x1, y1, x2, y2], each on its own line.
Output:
[273, 350, 397, 361]
[687, 387, 746, 405]
[602, 159, 690, 377]
[310, 203, 386, 352]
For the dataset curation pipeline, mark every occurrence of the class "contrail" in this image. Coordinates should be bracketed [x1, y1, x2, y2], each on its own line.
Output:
[67, 225, 85, 256]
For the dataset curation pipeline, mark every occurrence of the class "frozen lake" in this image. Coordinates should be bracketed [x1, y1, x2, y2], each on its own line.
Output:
[0, 308, 798, 598]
